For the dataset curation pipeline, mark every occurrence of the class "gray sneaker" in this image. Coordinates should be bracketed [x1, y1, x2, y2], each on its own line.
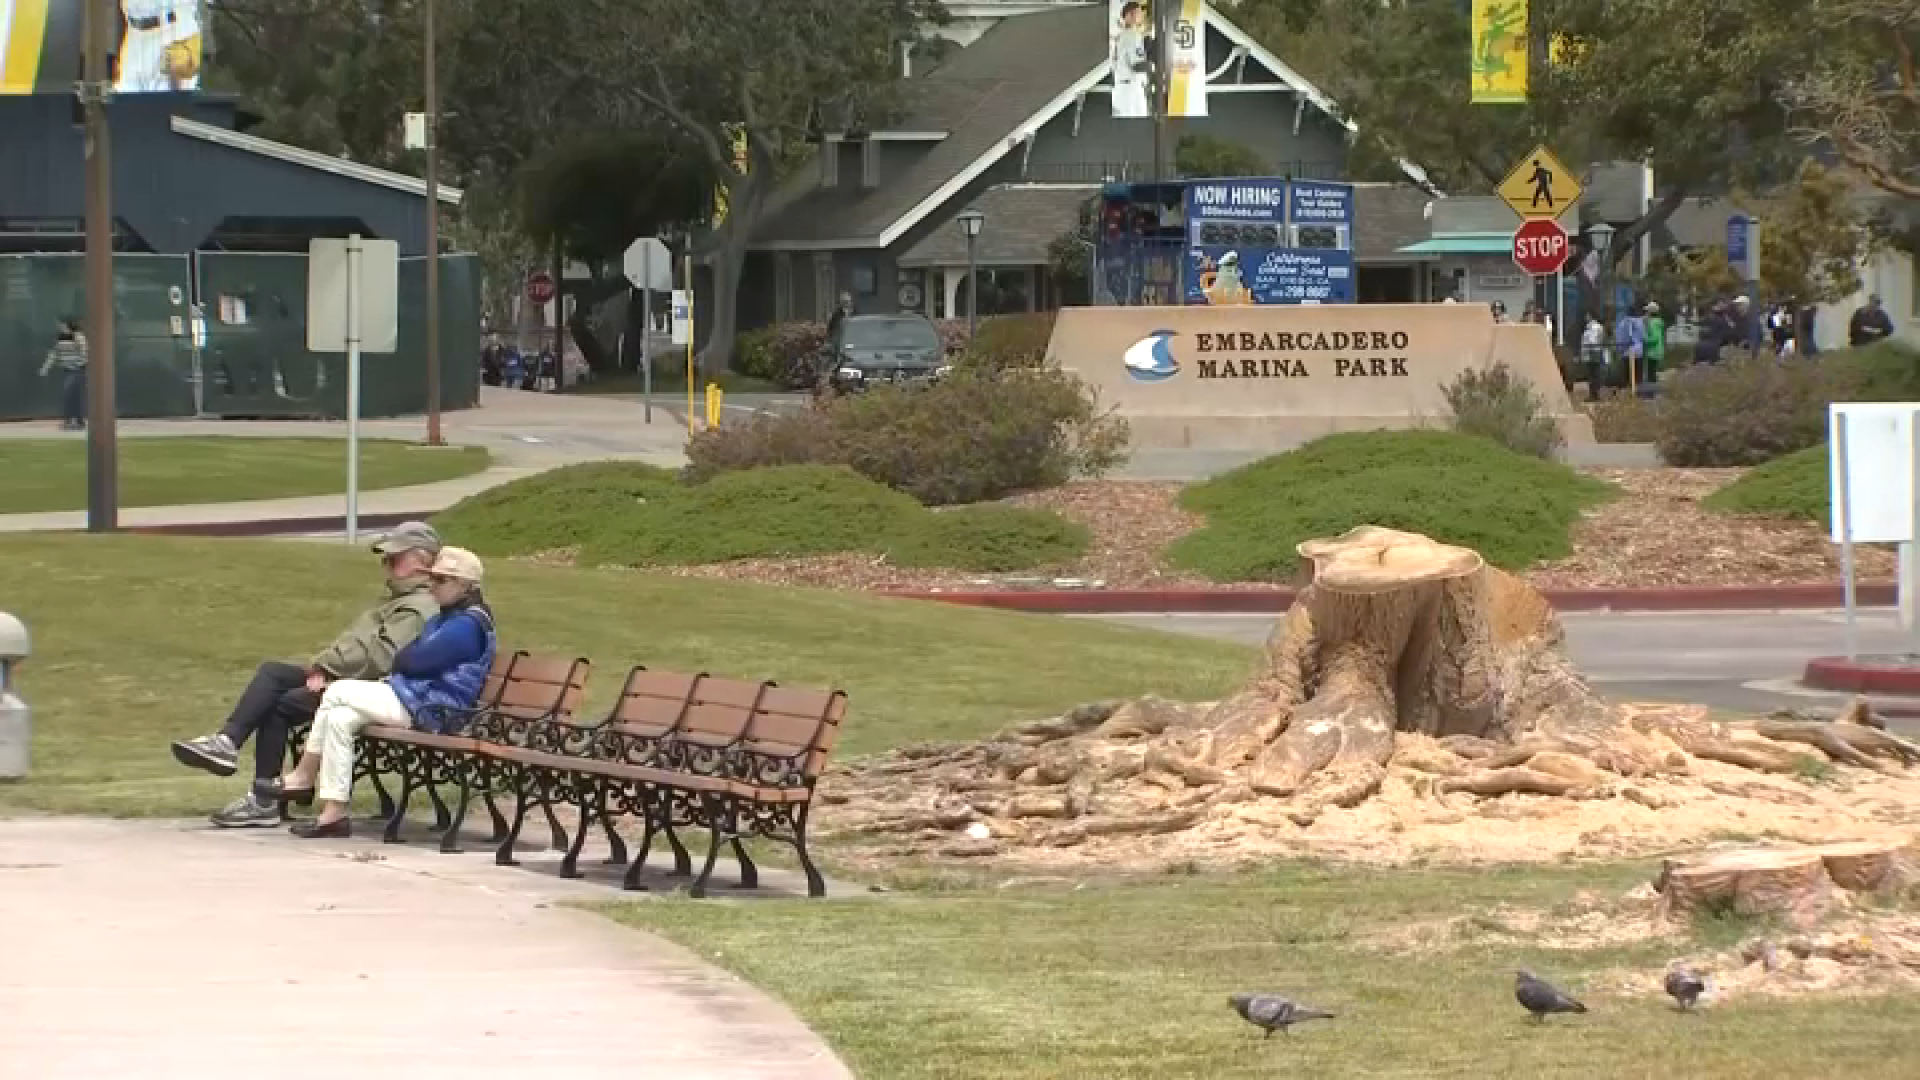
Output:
[172, 733, 239, 777]
[210, 792, 283, 829]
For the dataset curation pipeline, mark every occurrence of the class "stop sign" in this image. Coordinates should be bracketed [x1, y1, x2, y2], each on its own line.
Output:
[1512, 219, 1570, 275]
[526, 272, 557, 305]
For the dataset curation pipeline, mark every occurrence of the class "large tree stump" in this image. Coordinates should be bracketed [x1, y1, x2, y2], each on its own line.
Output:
[1656, 841, 1917, 926]
[822, 525, 1920, 851]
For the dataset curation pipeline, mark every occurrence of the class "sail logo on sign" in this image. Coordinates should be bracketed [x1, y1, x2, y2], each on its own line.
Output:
[1122, 330, 1181, 381]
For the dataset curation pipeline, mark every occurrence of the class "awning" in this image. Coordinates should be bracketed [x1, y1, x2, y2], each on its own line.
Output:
[1396, 231, 1513, 255]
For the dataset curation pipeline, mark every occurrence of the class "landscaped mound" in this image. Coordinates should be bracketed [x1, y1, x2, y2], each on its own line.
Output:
[1166, 431, 1615, 583]
[432, 461, 1090, 573]
[1702, 445, 1827, 525]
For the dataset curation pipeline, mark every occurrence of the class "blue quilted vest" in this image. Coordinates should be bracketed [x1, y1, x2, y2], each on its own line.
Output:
[389, 603, 497, 733]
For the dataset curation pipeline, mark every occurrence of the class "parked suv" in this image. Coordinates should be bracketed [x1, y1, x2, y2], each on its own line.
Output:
[818, 314, 948, 395]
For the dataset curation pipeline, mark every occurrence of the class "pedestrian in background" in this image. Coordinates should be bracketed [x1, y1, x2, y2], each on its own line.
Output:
[1580, 314, 1607, 401]
[38, 316, 89, 430]
[1642, 302, 1666, 386]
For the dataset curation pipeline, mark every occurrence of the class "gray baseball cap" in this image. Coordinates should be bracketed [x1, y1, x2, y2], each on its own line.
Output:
[370, 521, 443, 557]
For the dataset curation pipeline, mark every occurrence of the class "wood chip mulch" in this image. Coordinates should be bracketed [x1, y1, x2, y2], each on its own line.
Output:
[605, 469, 1895, 594]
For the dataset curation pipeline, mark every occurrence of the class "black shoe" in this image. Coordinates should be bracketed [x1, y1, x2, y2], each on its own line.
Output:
[290, 817, 352, 839]
[171, 733, 239, 777]
[252, 776, 316, 806]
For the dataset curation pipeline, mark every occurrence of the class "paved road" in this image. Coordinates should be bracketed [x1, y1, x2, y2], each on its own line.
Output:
[1089, 609, 1920, 718]
[0, 818, 850, 1080]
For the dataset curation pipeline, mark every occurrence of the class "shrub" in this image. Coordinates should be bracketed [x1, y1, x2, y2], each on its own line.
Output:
[1168, 431, 1614, 583]
[731, 321, 827, 384]
[684, 367, 1129, 505]
[431, 461, 682, 557]
[1441, 363, 1564, 459]
[1701, 445, 1828, 525]
[434, 462, 1089, 572]
[1654, 356, 1831, 466]
[890, 505, 1091, 572]
[1586, 392, 1663, 444]
[959, 313, 1058, 371]
[1655, 342, 1920, 466]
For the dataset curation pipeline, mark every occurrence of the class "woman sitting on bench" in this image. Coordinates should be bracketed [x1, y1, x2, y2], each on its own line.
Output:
[257, 547, 497, 839]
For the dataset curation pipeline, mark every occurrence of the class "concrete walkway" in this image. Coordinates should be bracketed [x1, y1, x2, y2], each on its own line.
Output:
[0, 818, 852, 1080]
[0, 389, 692, 533]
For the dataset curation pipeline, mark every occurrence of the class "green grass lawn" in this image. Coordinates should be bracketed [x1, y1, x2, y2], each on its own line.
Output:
[610, 863, 1920, 1079]
[0, 533, 1251, 817]
[0, 437, 491, 513]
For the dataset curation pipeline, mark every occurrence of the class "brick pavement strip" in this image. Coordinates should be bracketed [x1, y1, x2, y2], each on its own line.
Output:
[0, 818, 852, 1080]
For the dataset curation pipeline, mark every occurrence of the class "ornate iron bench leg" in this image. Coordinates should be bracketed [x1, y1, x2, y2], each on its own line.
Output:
[688, 797, 729, 900]
[369, 764, 397, 822]
[439, 759, 475, 854]
[661, 818, 694, 876]
[730, 837, 758, 890]
[601, 814, 628, 867]
[381, 745, 417, 844]
[425, 776, 453, 833]
[558, 778, 596, 880]
[792, 802, 827, 898]
[621, 787, 661, 892]
[495, 773, 532, 866]
[540, 803, 569, 853]
[482, 791, 510, 843]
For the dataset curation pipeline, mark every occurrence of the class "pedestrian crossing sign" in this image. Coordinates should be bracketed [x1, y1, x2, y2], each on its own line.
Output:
[1498, 145, 1583, 220]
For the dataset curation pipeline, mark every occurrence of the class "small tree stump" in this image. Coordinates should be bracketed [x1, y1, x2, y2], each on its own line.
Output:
[1655, 840, 1916, 926]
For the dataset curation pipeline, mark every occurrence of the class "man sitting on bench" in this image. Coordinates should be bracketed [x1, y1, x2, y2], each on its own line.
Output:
[168, 521, 446, 827]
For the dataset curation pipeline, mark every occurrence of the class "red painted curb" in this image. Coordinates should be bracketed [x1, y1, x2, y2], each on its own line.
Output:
[879, 583, 1899, 614]
[1804, 656, 1920, 695]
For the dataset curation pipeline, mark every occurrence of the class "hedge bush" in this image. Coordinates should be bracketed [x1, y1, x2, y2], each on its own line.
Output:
[958, 313, 1058, 371]
[1656, 342, 1920, 466]
[434, 462, 1090, 572]
[732, 322, 828, 384]
[1441, 363, 1564, 459]
[1168, 431, 1615, 583]
[684, 366, 1128, 505]
[1700, 445, 1828, 525]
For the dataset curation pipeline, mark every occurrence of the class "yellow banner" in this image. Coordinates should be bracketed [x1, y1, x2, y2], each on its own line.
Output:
[1470, 0, 1528, 105]
[1, 0, 52, 95]
[712, 124, 747, 226]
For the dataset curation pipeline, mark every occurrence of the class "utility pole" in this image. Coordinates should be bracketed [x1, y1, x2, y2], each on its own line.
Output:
[423, 0, 444, 444]
[1151, 0, 1174, 182]
[81, 0, 118, 531]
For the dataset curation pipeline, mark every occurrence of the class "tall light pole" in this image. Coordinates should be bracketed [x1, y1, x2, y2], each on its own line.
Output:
[958, 207, 985, 339]
[81, 0, 117, 531]
[423, 0, 444, 444]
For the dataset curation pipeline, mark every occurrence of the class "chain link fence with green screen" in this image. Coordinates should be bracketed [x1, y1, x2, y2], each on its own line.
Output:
[0, 253, 197, 420]
[1, 251, 481, 421]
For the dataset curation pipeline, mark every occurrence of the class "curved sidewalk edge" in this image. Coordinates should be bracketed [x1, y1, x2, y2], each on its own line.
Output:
[0, 465, 542, 536]
[878, 583, 1898, 614]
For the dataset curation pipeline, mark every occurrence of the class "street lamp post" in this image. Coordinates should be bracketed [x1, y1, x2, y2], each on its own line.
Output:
[958, 207, 985, 340]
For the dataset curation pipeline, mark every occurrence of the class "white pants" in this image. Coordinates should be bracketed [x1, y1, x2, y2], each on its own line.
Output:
[312, 679, 409, 804]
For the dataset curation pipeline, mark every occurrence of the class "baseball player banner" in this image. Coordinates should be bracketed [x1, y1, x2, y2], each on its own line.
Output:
[1, 0, 204, 95]
[1108, 0, 1206, 120]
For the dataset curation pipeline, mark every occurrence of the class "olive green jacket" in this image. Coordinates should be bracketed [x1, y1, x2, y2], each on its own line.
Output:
[309, 576, 440, 679]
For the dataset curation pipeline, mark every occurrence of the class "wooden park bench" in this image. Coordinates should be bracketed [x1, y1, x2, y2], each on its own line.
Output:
[464, 666, 848, 898]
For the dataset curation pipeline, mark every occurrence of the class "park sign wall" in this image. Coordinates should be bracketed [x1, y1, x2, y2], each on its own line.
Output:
[1050, 303, 1593, 452]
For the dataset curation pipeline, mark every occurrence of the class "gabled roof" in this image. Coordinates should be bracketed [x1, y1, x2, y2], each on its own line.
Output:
[170, 116, 463, 206]
[754, 2, 1410, 253]
[898, 183, 1099, 266]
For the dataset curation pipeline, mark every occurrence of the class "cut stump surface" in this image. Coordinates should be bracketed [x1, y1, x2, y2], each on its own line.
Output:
[1656, 840, 1916, 926]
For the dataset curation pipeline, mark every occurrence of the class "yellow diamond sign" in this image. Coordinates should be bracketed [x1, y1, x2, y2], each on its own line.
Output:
[1499, 145, 1583, 220]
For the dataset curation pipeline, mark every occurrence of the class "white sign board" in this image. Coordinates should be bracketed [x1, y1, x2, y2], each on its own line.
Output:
[306, 237, 400, 353]
[1829, 403, 1920, 544]
[671, 290, 691, 346]
[623, 237, 673, 291]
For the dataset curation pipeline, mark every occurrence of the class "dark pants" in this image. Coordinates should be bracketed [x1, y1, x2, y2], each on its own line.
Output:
[61, 369, 86, 428]
[217, 661, 320, 780]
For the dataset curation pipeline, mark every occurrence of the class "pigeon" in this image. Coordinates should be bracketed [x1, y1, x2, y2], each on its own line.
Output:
[1229, 992, 1336, 1038]
[1664, 967, 1707, 1011]
[1515, 970, 1588, 1022]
